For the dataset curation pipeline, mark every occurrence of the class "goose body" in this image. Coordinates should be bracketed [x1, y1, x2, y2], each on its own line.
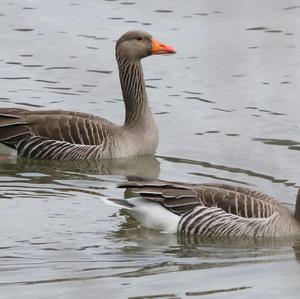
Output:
[0, 31, 176, 160]
[110, 178, 300, 237]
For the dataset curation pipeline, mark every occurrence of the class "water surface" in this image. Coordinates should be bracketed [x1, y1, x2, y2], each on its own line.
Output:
[0, 0, 300, 298]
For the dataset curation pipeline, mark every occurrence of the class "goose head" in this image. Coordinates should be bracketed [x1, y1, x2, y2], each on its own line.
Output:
[116, 30, 176, 62]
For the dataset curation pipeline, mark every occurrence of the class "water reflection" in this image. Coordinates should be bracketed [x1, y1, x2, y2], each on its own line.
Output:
[253, 137, 300, 151]
[108, 214, 300, 281]
[158, 155, 296, 186]
[184, 286, 251, 297]
[0, 155, 160, 200]
[129, 293, 179, 299]
[282, 5, 300, 10]
[0, 154, 160, 177]
[293, 239, 300, 262]
[253, 138, 299, 146]
[129, 286, 251, 299]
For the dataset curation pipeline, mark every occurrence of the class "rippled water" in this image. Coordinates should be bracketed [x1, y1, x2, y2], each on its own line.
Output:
[1, 0, 300, 298]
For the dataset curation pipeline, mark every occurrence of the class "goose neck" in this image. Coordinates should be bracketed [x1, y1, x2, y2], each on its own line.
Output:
[118, 60, 151, 127]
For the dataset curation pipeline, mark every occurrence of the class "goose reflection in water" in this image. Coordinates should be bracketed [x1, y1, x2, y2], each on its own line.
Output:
[0, 154, 160, 177]
[0, 155, 160, 201]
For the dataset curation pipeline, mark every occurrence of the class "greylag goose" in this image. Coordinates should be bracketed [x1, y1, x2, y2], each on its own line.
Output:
[108, 178, 300, 237]
[0, 31, 176, 160]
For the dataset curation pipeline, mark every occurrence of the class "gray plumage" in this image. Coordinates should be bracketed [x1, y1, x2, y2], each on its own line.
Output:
[117, 178, 300, 237]
[0, 31, 175, 160]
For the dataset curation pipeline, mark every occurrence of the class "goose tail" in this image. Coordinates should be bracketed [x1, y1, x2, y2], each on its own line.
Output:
[104, 197, 180, 233]
[104, 197, 135, 210]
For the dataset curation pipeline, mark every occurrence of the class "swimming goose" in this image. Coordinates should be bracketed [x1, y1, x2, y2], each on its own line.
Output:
[109, 178, 300, 237]
[0, 31, 176, 160]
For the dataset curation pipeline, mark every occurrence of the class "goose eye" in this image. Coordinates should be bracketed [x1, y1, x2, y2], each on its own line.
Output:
[136, 37, 142, 41]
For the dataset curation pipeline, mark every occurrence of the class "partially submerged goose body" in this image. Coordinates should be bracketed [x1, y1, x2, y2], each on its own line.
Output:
[109, 178, 300, 237]
[0, 31, 176, 160]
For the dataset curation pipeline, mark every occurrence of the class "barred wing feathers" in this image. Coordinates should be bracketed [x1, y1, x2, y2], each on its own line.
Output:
[118, 178, 300, 237]
[119, 179, 281, 218]
[0, 108, 119, 159]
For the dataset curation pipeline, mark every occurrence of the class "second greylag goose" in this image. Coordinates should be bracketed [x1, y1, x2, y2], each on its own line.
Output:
[108, 178, 300, 237]
[0, 31, 176, 160]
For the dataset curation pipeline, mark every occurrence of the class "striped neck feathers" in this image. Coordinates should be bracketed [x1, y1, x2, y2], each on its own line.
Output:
[295, 189, 300, 222]
[118, 59, 151, 127]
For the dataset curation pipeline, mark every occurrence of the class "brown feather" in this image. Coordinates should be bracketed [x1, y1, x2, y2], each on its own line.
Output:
[0, 108, 118, 158]
[118, 178, 281, 219]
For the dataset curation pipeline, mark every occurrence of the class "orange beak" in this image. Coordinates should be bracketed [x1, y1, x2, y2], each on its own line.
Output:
[151, 38, 176, 54]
